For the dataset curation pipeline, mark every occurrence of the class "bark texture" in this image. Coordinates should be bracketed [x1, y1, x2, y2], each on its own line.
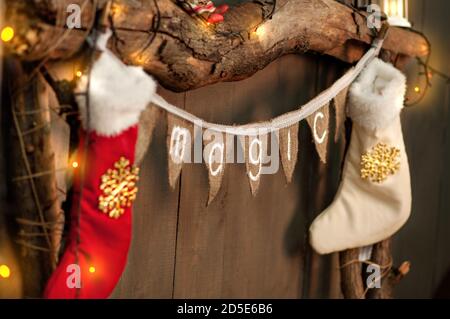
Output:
[4, 0, 429, 91]
[3, 59, 60, 297]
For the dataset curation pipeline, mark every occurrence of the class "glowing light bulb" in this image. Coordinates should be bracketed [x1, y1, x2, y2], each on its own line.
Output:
[89, 266, 96, 274]
[75, 71, 83, 78]
[72, 161, 79, 168]
[1, 26, 15, 43]
[255, 25, 265, 37]
[414, 86, 420, 93]
[135, 55, 145, 65]
[111, 4, 123, 15]
[0, 264, 11, 279]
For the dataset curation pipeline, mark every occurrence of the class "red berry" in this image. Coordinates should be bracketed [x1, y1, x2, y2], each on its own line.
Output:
[208, 13, 224, 24]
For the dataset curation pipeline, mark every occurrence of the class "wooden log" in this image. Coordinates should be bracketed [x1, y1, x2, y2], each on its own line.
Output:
[339, 240, 410, 299]
[4, 0, 95, 61]
[367, 240, 392, 298]
[3, 59, 60, 297]
[366, 239, 410, 299]
[339, 248, 365, 299]
[4, 0, 429, 92]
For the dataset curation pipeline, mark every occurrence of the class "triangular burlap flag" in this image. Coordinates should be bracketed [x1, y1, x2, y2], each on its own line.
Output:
[333, 86, 349, 142]
[307, 103, 330, 164]
[167, 114, 192, 189]
[279, 123, 299, 183]
[203, 131, 226, 205]
[136, 104, 160, 165]
[242, 134, 267, 196]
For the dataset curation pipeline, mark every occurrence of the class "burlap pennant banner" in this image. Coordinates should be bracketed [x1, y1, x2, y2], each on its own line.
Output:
[279, 123, 299, 183]
[163, 97, 336, 194]
[167, 113, 192, 189]
[203, 131, 226, 205]
[333, 86, 349, 142]
[307, 103, 330, 164]
[241, 134, 268, 196]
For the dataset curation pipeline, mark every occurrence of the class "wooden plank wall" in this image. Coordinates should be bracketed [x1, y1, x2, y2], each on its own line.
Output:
[112, 51, 347, 298]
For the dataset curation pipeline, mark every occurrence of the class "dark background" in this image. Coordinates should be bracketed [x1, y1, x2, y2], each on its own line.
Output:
[0, 0, 449, 298]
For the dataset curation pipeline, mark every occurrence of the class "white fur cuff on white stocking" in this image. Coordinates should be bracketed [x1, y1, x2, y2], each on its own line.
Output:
[347, 58, 406, 131]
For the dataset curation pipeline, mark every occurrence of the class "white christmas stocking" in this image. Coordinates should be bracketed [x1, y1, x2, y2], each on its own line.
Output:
[309, 58, 412, 255]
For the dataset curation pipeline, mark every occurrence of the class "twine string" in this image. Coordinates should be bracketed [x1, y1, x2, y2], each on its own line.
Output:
[9, 73, 53, 254]
[15, 218, 65, 253]
[16, 217, 65, 229]
[13, 105, 73, 116]
[340, 258, 393, 270]
[12, 167, 69, 182]
[340, 257, 394, 299]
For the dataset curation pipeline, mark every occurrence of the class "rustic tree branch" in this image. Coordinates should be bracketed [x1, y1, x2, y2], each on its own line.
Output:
[3, 59, 61, 297]
[340, 248, 365, 299]
[5, 0, 429, 92]
[366, 239, 393, 299]
[367, 239, 410, 299]
[340, 240, 410, 299]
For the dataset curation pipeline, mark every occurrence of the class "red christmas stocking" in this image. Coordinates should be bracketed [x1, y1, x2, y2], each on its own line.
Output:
[44, 30, 156, 298]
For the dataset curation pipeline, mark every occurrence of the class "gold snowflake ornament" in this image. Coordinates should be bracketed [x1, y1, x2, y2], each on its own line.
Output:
[360, 143, 401, 183]
[98, 157, 139, 219]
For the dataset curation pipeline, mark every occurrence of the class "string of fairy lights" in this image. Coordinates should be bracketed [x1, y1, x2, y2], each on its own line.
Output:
[0, 0, 449, 285]
[407, 54, 450, 106]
